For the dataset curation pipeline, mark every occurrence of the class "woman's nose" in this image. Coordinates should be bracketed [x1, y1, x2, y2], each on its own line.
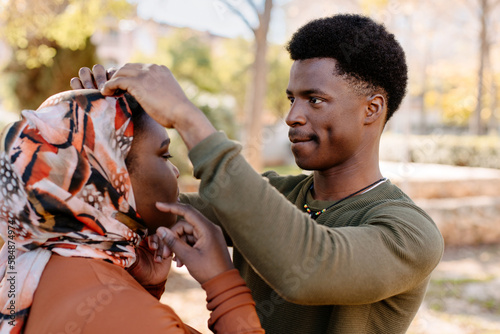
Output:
[173, 164, 180, 179]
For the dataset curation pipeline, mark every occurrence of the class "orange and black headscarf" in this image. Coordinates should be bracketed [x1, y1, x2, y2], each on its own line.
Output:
[0, 89, 147, 332]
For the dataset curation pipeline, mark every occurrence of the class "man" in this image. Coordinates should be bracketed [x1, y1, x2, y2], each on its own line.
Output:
[77, 14, 444, 334]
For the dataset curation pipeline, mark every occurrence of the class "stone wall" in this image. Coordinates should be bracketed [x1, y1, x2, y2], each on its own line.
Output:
[383, 162, 500, 246]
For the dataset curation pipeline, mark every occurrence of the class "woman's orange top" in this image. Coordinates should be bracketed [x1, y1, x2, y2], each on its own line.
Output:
[24, 255, 264, 333]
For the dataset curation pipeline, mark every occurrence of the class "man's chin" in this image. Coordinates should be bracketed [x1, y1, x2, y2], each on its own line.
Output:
[293, 156, 315, 171]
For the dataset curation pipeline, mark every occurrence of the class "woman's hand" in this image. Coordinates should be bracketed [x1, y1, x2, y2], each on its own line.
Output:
[127, 236, 172, 286]
[152, 202, 234, 285]
[70, 64, 116, 90]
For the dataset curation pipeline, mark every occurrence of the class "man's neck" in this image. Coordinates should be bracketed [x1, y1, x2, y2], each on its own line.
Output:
[311, 160, 383, 202]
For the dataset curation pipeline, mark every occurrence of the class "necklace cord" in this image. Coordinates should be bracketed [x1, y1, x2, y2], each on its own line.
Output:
[303, 178, 387, 219]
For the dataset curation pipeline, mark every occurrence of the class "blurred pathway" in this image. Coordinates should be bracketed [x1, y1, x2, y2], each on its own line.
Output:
[409, 244, 500, 334]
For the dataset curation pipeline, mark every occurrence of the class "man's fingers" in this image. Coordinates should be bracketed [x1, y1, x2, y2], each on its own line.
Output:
[92, 64, 107, 90]
[148, 234, 159, 250]
[107, 67, 117, 79]
[70, 77, 84, 90]
[102, 76, 134, 96]
[156, 202, 208, 232]
[161, 245, 171, 259]
[169, 220, 195, 237]
[186, 234, 196, 246]
[174, 256, 184, 267]
[79, 67, 96, 89]
[103, 63, 142, 83]
[156, 227, 193, 264]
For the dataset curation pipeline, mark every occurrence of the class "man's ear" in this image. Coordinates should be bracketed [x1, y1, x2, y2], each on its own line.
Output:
[364, 94, 386, 125]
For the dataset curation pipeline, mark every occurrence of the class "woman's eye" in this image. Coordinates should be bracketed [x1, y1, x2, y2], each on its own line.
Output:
[288, 97, 295, 105]
[162, 154, 173, 161]
[310, 97, 322, 104]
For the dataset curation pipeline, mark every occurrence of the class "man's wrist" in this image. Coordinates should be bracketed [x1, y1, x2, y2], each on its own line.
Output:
[174, 103, 217, 150]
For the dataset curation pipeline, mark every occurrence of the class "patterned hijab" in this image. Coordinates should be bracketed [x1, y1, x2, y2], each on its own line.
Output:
[0, 89, 148, 332]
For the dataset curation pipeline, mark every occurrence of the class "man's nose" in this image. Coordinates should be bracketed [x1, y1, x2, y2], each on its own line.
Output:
[285, 102, 306, 127]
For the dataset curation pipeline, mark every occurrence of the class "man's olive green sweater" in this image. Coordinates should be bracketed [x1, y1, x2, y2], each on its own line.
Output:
[180, 132, 444, 334]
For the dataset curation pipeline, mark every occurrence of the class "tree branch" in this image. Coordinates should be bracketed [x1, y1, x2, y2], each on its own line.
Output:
[461, 0, 478, 13]
[245, 0, 259, 15]
[219, 0, 256, 35]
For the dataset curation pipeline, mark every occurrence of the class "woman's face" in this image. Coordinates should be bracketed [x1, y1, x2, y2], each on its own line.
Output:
[127, 113, 180, 232]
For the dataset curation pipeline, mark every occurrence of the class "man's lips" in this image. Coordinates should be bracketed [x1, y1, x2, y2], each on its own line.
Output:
[288, 130, 315, 143]
[290, 137, 312, 143]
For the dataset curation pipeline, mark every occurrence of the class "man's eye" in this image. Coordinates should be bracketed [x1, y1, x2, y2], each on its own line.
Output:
[310, 97, 322, 104]
[288, 97, 295, 105]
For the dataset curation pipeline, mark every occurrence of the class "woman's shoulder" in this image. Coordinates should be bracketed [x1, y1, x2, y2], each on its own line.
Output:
[26, 255, 190, 334]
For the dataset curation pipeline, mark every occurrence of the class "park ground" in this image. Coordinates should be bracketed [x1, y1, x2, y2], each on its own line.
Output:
[161, 243, 500, 334]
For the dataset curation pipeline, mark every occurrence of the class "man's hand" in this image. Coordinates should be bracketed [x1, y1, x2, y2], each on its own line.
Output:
[70, 64, 116, 90]
[101, 63, 192, 128]
[152, 202, 234, 285]
[127, 237, 172, 286]
[101, 63, 216, 150]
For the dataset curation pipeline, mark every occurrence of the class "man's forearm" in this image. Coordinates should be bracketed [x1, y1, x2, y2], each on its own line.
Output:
[173, 102, 217, 151]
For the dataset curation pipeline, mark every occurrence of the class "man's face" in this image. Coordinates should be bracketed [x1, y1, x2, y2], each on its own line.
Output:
[285, 58, 369, 171]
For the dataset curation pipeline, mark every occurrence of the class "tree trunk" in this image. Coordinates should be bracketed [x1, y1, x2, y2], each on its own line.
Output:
[488, 71, 498, 134]
[418, 42, 432, 134]
[243, 0, 273, 171]
[470, 0, 489, 135]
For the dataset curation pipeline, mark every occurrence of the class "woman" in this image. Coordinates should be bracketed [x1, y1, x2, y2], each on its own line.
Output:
[0, 89, 263, 333]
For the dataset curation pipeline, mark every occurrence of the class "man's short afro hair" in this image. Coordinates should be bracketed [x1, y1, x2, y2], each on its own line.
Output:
[286, 14, 408, 122]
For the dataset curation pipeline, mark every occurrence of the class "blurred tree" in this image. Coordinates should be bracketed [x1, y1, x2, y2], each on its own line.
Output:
[489, 72, 499, 133]
[130, 25, 292, 172]
[131, 29, 240, 175]
[433, 74, 476, 127]
[131, 29, 237, 138]
[359, 0, 389, 12]
[213, 37, 253, 118]
[132, 26, 291, 139]
[4, 41, 98, 110]
[159, 29, 221, 94]
[0, 0, 133, 110]
[219, 0, 273, 171]
[466, 0, 500, 135]
[265, 43, 292, 119]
